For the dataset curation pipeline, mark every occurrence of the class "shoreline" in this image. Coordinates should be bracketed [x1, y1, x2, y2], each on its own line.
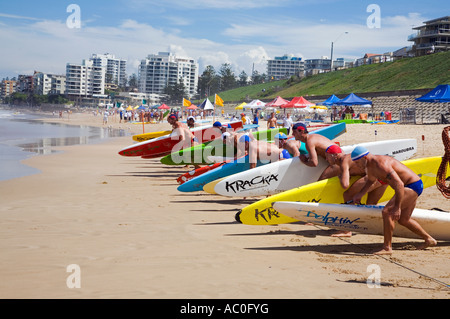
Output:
[0, 111, 449, 298]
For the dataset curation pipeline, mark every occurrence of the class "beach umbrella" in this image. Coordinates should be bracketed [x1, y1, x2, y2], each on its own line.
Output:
[158, 104, 170, 110]
[310, 105, 328, 110]
[126, 106, 133, 111]
[186, 104, 198, 110]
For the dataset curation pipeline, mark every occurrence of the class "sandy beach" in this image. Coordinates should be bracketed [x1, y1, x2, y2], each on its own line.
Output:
[0, 110, 449, 299]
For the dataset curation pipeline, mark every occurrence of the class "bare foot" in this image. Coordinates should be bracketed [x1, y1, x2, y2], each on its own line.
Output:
[331, 231, 352, 237]
[373, 247, 393, 255]
[417, 237, 437, 250]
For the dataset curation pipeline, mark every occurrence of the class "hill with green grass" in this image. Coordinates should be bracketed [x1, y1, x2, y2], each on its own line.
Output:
[219, 51, 450, 102]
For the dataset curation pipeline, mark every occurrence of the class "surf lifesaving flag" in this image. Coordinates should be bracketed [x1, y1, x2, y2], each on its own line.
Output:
[183, 98, 192, 107]
[215, 94, 224, 107]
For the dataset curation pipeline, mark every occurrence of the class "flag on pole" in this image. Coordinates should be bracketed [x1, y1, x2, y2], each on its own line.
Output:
[183, 98, 192, 107]
[215, 94, 224, 107]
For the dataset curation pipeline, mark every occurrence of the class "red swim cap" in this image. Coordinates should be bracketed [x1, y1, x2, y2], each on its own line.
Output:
[326, 144, 342, 154]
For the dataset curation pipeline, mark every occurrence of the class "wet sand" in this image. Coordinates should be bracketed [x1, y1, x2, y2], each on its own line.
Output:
[0, 111, 449, 298]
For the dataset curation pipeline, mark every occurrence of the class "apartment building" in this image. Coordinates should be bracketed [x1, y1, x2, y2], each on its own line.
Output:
[90, 53, 127, 87]
[408, 16, 450, 56]
[267, 54, 304, 80]
[0, 79, 16, 99]
[66, 59, 106, 97]
[33, 72, 66, 95]
[138, 52, 198, 97]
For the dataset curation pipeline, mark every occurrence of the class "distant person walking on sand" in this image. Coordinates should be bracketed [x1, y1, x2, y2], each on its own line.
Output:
[103, 110, 109, 125]
[267, 112, 277, 129]
[350, 146, 437, 255]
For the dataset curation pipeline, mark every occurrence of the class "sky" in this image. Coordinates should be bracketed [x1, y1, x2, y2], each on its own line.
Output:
[0, 0, 447, 79]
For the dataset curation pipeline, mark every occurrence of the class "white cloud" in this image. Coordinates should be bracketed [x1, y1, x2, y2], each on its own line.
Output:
[0, 12, 427, 79]
[126, 0, 290, 10]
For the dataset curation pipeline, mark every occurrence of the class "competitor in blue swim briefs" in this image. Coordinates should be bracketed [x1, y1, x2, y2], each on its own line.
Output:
[350, 146, 436, 255]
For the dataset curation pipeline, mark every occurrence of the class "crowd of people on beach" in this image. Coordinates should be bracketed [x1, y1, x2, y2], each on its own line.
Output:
[164, 112, 438, 255]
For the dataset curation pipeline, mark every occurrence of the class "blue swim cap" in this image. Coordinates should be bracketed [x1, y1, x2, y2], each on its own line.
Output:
[351, 146, 369, 161]
[274, 133, 287, 140]
[213, 121, 222, 127]
[239, 135, 251, 143]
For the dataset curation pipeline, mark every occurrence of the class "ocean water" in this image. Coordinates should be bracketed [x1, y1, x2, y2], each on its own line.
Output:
[0, 109, 129, 181]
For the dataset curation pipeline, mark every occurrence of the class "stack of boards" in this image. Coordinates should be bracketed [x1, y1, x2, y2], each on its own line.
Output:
[235, 156, 450, 240]
[177, 122, 347, 193]
[119, 121, 243, 158]
[206, 138, 418, 197]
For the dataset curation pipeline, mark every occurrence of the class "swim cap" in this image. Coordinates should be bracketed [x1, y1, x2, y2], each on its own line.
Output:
[187, 116, 195, 121]
[213, 121, 222, 127]
[168, 114, 178, 120]
[239, 135, 251, 143]
[351, 146, 369, 161]
[292, 122, 308, 132]
[326, 144, 342, 154]
[222, 132, 231, 140]
[274, 133, 288, 140]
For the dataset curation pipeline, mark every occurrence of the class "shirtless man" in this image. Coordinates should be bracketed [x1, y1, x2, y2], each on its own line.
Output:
[322, 144, 388, 237]
[274, 133, 292, 160]
[292, 122, 335, 167]
[351, 146, 437, 255]
[267, 112, 277, 129]
[186, 116, 196, 129]
[238, 135, 282, 169]
[168, 114, 200, 168]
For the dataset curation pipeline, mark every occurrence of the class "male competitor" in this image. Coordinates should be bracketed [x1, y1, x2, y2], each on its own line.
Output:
[351, 146, 437, 254]
[292, 122, 335, 167]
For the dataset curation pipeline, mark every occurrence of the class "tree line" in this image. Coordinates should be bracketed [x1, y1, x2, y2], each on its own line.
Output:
[162, 63, 268, 104]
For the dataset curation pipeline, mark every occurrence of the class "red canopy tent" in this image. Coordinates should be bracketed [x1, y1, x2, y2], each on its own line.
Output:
[158, 103, 170, 109]
[186, 104, 198, 110]
[265, 96, 290, 107]
[281, 96, 314, 108]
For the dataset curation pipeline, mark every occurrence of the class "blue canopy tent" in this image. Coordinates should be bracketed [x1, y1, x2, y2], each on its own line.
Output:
[335, 93, 373, 120]
[416, 84, 450, 124]
[416, 84, 450, 103]
[335, 93, 372, 106]
[319, 94, 341, 106]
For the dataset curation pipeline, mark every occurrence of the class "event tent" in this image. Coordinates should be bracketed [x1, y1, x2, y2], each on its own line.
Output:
[281, 96, 314, 108]
[158, 104, 170, 109]
[245, 99, 266, 109]
[198, 98, 215, 110]
[335, 93, 372, 106]
[319, 94, 341, 106]
[416, 84, 450, 103]
[235, 102, 247, 110]
[265, 96, 290, 107]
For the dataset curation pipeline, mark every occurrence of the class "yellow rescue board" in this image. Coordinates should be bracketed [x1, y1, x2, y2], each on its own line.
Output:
[132, 130, 172, 142]
[236, 156, 446, 226]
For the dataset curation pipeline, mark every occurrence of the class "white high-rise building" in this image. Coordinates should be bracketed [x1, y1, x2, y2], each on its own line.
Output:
[138, 52, 198, 97]
[267, 54, 304, 80]
[33, 72, 66, 95]
[65, 59, 106, 97]
[90, 53, 127, 87]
